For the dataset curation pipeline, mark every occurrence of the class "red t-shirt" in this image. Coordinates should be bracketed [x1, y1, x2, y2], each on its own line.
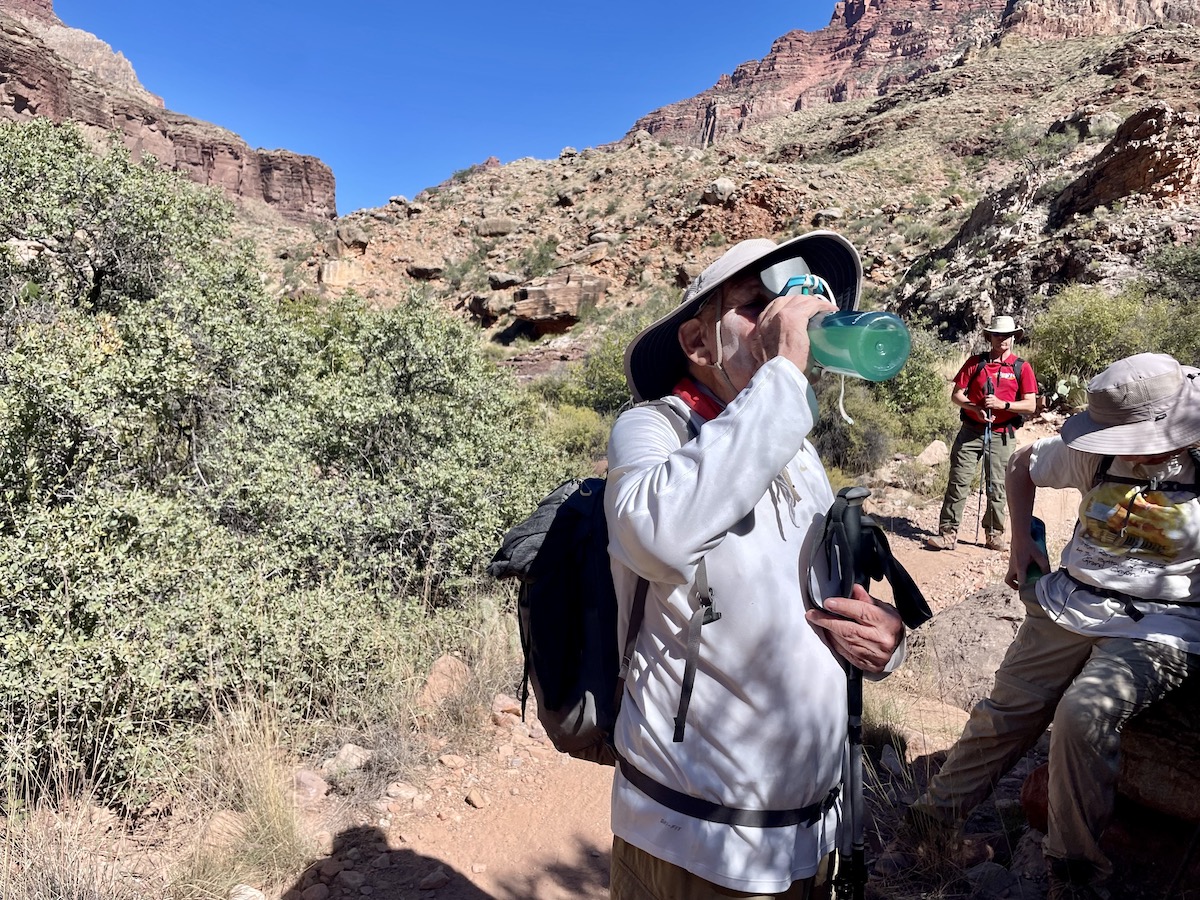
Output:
[954, 352, 1037, 428]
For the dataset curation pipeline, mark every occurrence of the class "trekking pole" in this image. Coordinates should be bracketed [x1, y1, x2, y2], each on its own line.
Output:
[976, 378, 994, 545]
[823, 489, 932, 900]
[829, 486, 870, 900]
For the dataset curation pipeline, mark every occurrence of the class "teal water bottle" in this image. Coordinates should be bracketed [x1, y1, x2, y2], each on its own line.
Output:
[1026, 516, 1048, 585]
[808, 310, 912, 382]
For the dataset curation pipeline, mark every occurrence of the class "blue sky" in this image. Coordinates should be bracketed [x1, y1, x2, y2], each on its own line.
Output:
[53, 2, 833, 216]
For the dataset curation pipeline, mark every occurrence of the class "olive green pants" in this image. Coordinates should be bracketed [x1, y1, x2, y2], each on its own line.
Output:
[911, 586, 1198, 878]
[610, 836, 831, 900]
[937, 422, 1015, 536]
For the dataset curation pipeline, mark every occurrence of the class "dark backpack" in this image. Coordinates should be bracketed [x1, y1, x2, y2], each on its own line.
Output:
[961, 355, 1029, 428]
[486, 401, 699, 766]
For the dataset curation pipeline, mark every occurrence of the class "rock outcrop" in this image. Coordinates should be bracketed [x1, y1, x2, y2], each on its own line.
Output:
[1002, 0, 1200, 40]
[629, 0, 1200, 150]
[0, 3, 336, 221]
[629, 0, 1010, 146]
[1049, 102, 1200, 227]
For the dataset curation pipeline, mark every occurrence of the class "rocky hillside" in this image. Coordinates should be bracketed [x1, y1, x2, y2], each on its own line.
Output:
[276, 16, 1199, 367]
[0, 0, 336, 222]
[629, 0, 1200, 148]
[3, 0, 1198, 359]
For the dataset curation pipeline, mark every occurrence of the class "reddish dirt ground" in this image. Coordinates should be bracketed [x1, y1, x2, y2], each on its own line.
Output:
[285, 425, 1084, 900]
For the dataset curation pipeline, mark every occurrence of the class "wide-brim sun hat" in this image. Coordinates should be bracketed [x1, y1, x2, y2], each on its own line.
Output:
[624, 231, 863, 402]
[1060, 352, 1200, 454]
[983, 314, 1023, 339]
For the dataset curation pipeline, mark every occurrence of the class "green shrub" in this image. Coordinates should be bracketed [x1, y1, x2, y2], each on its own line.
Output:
[872, 327, 959, 446]
[552, 294, 674, 415]
[811, 377, 892, 475]
[1026, 283, 1193, 387]
[0, 119, 565, 808]
[517, 237, 559, 279]
[543, 404, 611, 471]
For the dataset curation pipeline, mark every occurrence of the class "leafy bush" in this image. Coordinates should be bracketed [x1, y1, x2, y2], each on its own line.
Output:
[872, 327, 958, 446]
[551, 294, 674, 416]
[0, 119, 563, 807]
[811, 377, 892, 475]
[544, 403, 609, 465]
[1025, 283, 1195, 388]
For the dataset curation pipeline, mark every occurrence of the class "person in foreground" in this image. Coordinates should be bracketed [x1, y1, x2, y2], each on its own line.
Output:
[605, 232, 906, 899]
[893, 352, 1200, 899]
[925, 315, 1039, 552]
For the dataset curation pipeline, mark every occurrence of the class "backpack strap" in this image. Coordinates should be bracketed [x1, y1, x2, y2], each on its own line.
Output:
[622, 398, 713, 744]
[674, 558, 716, 742]
[1092, 448, 1200, 494]
[617, 755, 840, 827]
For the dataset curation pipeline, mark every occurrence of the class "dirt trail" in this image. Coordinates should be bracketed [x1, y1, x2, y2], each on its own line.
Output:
[283, 426, 1085, 900]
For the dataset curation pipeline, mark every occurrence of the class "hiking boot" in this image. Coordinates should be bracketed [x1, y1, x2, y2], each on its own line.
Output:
[1047, 859, 1110, 900]
[924, 530, 957, 551]
[985, 532, 1008, 552]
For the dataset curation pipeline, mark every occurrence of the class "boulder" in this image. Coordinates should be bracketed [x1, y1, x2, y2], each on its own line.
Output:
[476, 217, 519, 237]
[916, 440, 950, 466]
[1119, 680, 1200, 821]
[911, 585, 1025, 711]
[702, 177, 736, 205]
[510, 272, 610, 335]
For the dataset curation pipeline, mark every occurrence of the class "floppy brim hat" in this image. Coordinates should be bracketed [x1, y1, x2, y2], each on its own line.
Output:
[1060, 353, 1200, 454]
[983, 315, 1023, 339]
[624, 231, 863, 402]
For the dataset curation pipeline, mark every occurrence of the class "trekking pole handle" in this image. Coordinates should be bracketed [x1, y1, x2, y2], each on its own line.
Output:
[838, 486, 872, 591]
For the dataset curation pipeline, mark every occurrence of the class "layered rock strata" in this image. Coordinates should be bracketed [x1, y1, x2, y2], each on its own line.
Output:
[0, 4, 336, 221]
[630, 0, 1200, 148]
[629, 0, 1010, 146]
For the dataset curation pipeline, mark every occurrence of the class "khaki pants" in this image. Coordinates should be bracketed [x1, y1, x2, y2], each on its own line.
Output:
[911, 586, 1198, 877]
[937, 422, 1015, 536]
[610, 836, 831, 900]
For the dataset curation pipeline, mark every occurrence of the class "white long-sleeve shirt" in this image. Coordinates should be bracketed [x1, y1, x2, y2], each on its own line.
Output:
[605, 357, 849, 894]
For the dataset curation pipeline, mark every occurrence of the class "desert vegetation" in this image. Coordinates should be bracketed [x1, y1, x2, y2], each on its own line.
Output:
[0, 120, 573, 893]
[3, 99, 1200, 895]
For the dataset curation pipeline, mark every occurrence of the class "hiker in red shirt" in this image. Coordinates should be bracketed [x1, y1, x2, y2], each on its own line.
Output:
[925, 315, 1039, 552]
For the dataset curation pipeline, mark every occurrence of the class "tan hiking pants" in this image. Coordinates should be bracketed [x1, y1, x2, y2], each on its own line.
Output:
[610, 837, 831, 900]
[911, 585, 1198, 877]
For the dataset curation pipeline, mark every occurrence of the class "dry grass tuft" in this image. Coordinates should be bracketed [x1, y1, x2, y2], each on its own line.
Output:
[1, 802, 146, 900]
[169, 700, 314, 899]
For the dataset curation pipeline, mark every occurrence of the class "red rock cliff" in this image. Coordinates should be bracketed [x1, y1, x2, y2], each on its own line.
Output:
[629, 0, 1200, 147]
[0, 3, 336, 221]
[630, 0, 1010, 145]
[1001, 0, 1200, 39]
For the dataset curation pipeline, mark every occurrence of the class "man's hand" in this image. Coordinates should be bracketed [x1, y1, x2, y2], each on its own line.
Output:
[805, 584, 904, 673]
[754, 295, 837, 379]
[1005, 538, 1049, 590]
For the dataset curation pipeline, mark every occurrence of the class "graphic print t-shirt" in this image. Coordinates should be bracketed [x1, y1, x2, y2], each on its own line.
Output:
[1028, 437, 1200, 651]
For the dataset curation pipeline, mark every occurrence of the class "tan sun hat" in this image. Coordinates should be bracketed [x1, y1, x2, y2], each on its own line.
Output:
[1060, 353, 1200, 454]
[623, 231, 862, 402]
[983, 315, 1023, 338]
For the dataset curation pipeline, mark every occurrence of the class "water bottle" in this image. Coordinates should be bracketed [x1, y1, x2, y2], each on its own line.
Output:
[808, 310, 912, 382]
[1026, 516, 1048, 585]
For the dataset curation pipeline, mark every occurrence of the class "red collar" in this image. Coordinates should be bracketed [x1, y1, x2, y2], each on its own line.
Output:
[672, 377, 724, 421]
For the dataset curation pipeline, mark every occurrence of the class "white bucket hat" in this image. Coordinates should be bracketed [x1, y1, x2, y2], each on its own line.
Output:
[623, 231, 863, 402]
[983, 315, 1023, 338]
[1060, 353, 1200, 454]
